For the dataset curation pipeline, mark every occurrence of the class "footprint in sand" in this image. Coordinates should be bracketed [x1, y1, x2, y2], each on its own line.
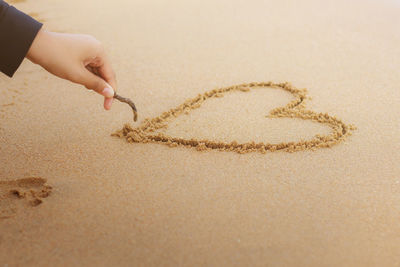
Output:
[0, 177, 52, 220]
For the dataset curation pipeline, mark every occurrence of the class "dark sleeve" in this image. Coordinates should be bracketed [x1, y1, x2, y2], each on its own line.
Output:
[0, 0, 43, 77]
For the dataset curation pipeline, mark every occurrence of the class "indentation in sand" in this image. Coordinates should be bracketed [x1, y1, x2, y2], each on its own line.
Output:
[0, 177, 52, 220]
[112, 82, 356, 153]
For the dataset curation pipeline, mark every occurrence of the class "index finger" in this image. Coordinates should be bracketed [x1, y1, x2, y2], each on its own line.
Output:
[91, 56, 117, 110]
[97, 57, 117, 93]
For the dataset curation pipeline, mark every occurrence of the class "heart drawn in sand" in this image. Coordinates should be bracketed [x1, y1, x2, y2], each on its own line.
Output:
[112, 82, 356, 154]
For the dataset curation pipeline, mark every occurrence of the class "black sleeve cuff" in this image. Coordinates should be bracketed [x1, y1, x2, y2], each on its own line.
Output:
[0, 2, 43, 77]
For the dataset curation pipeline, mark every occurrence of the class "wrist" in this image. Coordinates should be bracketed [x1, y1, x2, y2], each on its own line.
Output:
[26, 28, 50, 65]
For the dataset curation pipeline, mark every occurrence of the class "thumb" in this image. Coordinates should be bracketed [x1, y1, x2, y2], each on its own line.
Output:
[80, 68, 115, 98]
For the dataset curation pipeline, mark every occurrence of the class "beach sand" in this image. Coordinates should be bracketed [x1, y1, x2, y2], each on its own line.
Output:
[1, 0, 400, 266]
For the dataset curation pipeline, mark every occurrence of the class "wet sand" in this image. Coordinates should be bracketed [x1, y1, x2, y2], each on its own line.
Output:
[1, 0, 400, 266]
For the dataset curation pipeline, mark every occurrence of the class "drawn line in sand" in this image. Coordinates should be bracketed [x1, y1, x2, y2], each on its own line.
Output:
[0, 177, 52, 220]
[112, 81, 356, 154]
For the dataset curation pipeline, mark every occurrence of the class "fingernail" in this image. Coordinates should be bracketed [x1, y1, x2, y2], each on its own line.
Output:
[102, 87, 114, 98]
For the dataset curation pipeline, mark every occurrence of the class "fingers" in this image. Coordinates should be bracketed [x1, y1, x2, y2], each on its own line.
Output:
[87, 55, 117, 110]
[79, 67, 115, 98]
[96, 59, 117, 92]
[104, 97, 113, 110]
[97, 60, 117, 110]
[30, 31, 118, 111]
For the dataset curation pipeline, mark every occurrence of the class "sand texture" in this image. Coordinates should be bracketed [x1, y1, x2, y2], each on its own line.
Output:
[113, 81, 356, 153]
[0, 177, 52, 219]
[1, 0, 400, 266]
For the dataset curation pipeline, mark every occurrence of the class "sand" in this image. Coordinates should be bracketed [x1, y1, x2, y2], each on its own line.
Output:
[0, 177, 52, 219]
[1, 0, 400, 266]
[112, 81, 356, 153]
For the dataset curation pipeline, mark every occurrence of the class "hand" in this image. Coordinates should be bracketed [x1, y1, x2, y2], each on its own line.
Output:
[26, 28, 116, 110]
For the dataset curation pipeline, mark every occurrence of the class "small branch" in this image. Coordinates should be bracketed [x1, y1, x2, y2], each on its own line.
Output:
[114, 93, 138, 121]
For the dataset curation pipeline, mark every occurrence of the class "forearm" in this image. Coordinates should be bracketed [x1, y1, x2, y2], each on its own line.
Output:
[0, 0, 116, 110]
[0, 0, 42, 77]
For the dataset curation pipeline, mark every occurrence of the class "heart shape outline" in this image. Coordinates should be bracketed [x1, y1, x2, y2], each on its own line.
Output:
[112, 81, 356, 153]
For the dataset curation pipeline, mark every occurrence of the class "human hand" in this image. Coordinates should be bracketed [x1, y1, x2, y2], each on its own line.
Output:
[26, 28, 116, 110]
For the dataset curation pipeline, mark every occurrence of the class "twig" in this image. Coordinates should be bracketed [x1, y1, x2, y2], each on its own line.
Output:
[113, 93, 138, 121]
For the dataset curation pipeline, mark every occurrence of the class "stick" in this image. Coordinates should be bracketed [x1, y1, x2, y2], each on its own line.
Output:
[113, 93, 138, 121]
